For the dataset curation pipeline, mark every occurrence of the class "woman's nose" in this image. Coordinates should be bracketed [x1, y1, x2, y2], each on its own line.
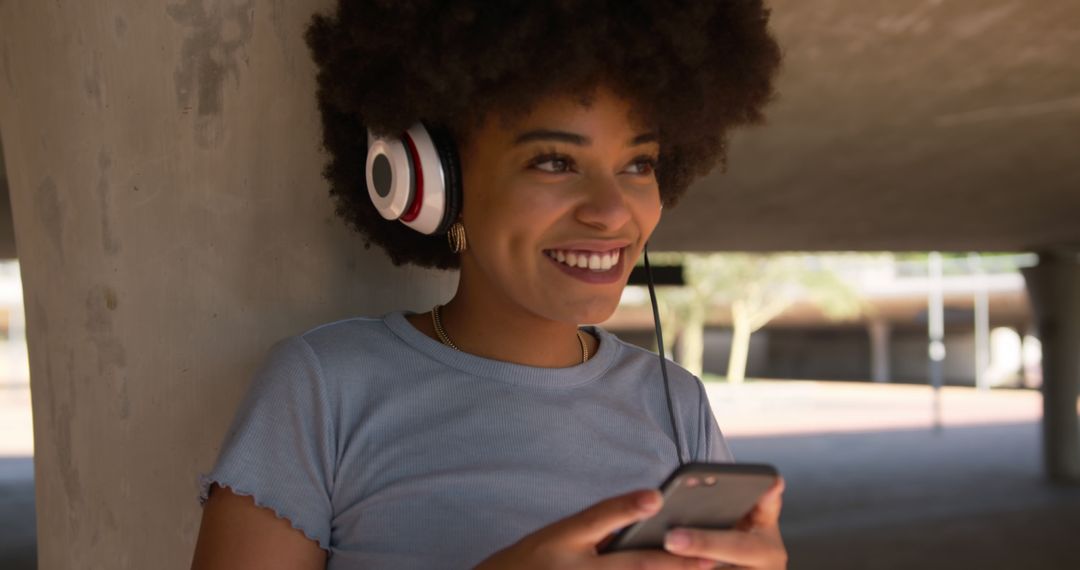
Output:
[574, 176, 632, 232]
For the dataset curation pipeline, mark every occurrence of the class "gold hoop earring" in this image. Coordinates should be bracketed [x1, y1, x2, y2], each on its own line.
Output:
[448, 221, 468, 253]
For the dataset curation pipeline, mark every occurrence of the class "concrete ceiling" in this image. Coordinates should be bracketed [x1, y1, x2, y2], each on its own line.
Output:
[1, 2, 1075, 259]
[652, 0, 1080, 253]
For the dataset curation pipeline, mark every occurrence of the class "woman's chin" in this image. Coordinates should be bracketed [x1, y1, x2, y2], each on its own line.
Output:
[548, 298, 620, 326]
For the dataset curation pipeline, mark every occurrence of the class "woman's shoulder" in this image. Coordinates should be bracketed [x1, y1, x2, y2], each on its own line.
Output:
[286, 311, 403, 361]
[297, 313, 387, 338]
[598, 328, 706, 395]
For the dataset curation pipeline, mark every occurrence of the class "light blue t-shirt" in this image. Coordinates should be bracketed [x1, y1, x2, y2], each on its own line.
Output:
[197, 310, 734, 569]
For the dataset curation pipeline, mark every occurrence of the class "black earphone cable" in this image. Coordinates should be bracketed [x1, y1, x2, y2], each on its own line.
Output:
[643, 243, 686, 467]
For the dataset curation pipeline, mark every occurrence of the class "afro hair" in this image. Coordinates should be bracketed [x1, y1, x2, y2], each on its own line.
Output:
[304, 0, 782, 270]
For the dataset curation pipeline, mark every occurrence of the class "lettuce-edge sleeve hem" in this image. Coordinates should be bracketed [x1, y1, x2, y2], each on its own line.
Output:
[198, 472, 332, 554]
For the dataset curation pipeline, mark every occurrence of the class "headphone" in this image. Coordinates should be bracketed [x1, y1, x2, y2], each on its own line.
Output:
[365, 121, 687, 467]
[365, 122, 463, 236]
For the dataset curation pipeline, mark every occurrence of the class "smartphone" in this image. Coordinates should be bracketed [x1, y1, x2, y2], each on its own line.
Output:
[597, 462, 780, 553]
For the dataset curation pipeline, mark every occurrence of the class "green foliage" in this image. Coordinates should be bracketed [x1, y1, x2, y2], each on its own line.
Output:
[639, 252, 865, 327]
[627, 252, 869, 380]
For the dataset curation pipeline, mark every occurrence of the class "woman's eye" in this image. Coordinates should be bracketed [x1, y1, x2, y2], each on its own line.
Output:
[626, 157, 658, 176]
[531, 154, 573, 174]
[528, 153, 657, 176]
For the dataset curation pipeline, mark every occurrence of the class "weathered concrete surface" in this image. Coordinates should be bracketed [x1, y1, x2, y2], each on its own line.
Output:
[654, 0, 1080, 253]
[0, 1, 455, 568]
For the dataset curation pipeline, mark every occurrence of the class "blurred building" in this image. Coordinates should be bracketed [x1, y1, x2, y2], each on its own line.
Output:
[605, 254, 1041, 387]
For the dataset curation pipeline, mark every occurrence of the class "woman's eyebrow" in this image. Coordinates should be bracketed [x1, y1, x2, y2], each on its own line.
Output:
[512, 129, 659, 147]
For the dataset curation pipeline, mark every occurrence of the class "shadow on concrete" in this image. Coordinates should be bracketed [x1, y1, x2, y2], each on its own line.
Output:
[729, 421, 1080, 570]
[0, 456, 34, 570]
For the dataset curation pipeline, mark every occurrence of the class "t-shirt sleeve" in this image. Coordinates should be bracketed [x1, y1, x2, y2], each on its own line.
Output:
[695, 378, 736, 463]
[196, 335, 337, 553]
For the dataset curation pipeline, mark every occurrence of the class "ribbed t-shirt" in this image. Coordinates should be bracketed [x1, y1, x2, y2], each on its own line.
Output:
[196, 310, 734, 569]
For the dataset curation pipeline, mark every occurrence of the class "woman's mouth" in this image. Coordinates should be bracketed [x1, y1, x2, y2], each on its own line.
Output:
[541, 247, 625, 284]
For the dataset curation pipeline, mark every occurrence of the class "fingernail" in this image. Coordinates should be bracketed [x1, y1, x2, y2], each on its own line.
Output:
[637, 491, 661, 512]
[665, 529, 690, 550]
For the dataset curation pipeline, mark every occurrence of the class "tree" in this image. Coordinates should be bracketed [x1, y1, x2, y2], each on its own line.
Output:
[639, 252, 866, 383]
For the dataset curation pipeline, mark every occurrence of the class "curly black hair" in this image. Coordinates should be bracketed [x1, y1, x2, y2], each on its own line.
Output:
[304, 0, 782, 270]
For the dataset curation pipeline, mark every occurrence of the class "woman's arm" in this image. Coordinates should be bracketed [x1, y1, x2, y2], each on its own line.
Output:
[190, 483, 328, 570]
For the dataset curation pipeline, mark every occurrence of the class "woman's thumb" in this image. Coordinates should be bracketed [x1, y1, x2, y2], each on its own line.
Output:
[547, 489, 662, 547]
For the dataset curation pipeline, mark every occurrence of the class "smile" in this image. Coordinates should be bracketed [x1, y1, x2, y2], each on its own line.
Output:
[541, 247, 625, 284]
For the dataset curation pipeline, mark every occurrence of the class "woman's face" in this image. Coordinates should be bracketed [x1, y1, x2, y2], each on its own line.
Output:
[456, 85, 663, 325]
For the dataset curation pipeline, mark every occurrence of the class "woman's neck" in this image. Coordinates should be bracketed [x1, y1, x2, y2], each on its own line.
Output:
[405, 274, 598, 368]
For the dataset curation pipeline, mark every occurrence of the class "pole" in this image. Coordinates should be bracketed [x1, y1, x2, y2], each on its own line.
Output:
[928, 252, 945, 432]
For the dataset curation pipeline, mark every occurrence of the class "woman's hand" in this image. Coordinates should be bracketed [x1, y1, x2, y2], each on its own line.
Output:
[474, 489, 719, 569]
[661, 476, 788, 569]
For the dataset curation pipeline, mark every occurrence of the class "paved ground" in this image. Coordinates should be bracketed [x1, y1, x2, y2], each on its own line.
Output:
[2, 381, 1078, 569]
[0, 456, 34, 570]
[729, 421, 1080, 569]
[0, 384, 34, 570]
[706, 381, 1080, 570]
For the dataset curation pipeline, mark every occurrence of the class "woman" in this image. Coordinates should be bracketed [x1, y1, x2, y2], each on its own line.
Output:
[191, 1, 785, 568]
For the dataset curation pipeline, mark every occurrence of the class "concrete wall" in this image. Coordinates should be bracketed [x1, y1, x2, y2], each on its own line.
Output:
[0, 2, 456, 567]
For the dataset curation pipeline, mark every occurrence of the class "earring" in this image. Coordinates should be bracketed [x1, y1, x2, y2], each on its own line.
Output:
[448, 221, 468, 253]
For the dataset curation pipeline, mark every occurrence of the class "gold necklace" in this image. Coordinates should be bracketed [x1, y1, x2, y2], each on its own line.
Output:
[430, 304, 589, 363]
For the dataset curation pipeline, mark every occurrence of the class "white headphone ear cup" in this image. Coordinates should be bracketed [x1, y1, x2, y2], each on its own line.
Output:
[366, 132, 415, 220]
[397, 123, 447, 235]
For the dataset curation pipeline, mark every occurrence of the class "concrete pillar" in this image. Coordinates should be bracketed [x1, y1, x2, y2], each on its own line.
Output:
[927, 252, 946, 430]
[1021, 250, 1080, 485]
[868, 319, 892, 383]
[971, 253, 991, 391]
[0, 2, 457, 568]
[1022, 329, 1043, 390]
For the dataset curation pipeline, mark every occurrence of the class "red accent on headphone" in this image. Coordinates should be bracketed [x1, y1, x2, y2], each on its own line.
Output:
[400, 132, 424, 222]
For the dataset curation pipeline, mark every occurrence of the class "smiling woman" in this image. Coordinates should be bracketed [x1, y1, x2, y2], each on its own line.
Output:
[304, 0, 782, 271]
[190, 1, 785, 570]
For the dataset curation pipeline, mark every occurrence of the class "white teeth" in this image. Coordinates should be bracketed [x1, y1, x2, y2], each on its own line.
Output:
[545, 248, 622, 272]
